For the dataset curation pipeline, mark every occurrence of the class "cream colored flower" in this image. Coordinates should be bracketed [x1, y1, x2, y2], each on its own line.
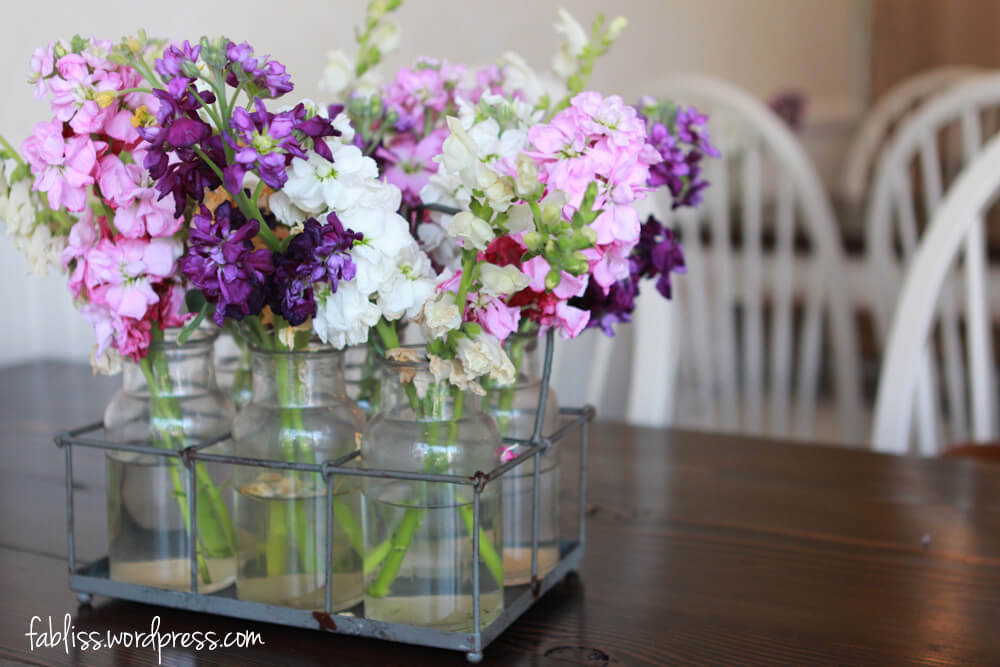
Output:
[446, 211, 494, 250]
[479, 263, 531, 297]
[420, 293, 463, 340]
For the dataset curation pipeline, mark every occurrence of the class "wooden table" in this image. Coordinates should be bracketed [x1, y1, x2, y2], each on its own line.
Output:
[2, 362, 1000, 666]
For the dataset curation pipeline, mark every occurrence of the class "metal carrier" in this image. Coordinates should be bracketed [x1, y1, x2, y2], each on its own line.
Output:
[55, 329, 593, 662]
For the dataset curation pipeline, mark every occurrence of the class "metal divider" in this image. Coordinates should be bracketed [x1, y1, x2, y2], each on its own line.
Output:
[53, 329, 592, 662]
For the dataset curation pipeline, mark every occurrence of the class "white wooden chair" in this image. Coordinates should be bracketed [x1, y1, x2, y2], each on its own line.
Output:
[865, 74, 1000, 330]
[841, 66, 981, 208]
[872, 133, 1000, 454]
[586, 74, 862, 443]
[862, 74, 1000, 446]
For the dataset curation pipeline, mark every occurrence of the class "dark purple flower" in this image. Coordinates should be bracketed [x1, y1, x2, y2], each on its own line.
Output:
[267, 212, 361, 326]
[285, 103, 340, 162]
[138, 87, 221, 215]
[632, 215, 686, 299]
[225, 41, 294, 98]
[572, 215, 686, 336]
[179, 202, 273, 326]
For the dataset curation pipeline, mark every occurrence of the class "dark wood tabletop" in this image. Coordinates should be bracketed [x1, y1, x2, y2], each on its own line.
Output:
[2, 361, 1000, 666]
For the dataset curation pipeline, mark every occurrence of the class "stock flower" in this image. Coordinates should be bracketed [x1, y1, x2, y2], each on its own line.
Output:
[478, 262, 531, 297]
[225, 41, 294, 98]
[179, 203, 274, 325]
[312, 281, 382, 348]
[446, 211, 494, 250]
[377, 129, 447, 204]
[21, 120, 97, 212]
[225, 98, 304, 192]
[268, 212, 361, 325]
[85, 236, 181, 320]
[552, 8, 589, 78]
[420, 290, 463, 340]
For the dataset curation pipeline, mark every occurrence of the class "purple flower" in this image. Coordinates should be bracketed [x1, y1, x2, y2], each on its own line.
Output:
[675, 106, 720, 158]
[179, 202, 273, 325]
[225, 41, 294, 98]
[155, 41, 201, 82]
[643, 103, 719, 210]
[267, 212, 361, 326]
[632, 215, 686, 299]
[572, 215, 686, 336]
[224, 98, 304, 192]
[286, 102, 340, 162]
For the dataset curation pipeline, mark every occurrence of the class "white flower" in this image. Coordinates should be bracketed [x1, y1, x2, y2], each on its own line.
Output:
[266, 190, 307, 229]
[457, 332, 515, 385]
[24, 224, 63, 276]
[3, 180, 35, 239]
[370, 21, 400, 53]
[331, 111, 356, 144]
[377, 243, 436, 321]
[505, 203, 535, 233]
[417, 220, 462, 271]
[90, 345, 123, 375]
[479, 263, 531, 297]
[282, 144, 382, 215]
[499, 51, 547, 105]
[319, 50, 355, 98]
[420, 292, 462, 340]
[312, 282, 382, 349]
[514, 154, 540, 200]
[446, 211, 494, 250]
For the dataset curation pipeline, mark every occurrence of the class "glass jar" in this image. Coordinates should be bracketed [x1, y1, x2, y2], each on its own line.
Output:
[232, 345, 365, 610]
[482, 333, 561, 586]
[363, 351, 504, 631]
[215, 331, 253, 410]
[104, 328, 236, 593]
[344, 343, 381, 417]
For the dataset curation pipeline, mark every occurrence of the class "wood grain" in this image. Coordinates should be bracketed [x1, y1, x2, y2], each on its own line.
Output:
[2, 362, 1000, 665]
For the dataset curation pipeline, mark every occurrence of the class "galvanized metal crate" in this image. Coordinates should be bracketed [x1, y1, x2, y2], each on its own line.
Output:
[54, 330, 592, 662]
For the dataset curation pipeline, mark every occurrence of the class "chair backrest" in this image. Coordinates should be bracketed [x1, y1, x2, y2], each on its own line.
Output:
[866, 74, 1000, 327]
[872, 133, 1000, 454]
[841, 66, 981, 207]
[587, 74, 862, 442]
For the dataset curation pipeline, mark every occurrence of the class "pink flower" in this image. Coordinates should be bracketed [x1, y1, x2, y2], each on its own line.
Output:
[22, 122, 98, 212]
[114, 189, 183, 239]
[97, 155, 140, 208]
[378, 129, 447, 198]
[157, 281, 191, 328]
[590, 202, 641, 246]
[470, 295, 521, 342]
[521, 255, 587, 299]
[584, 244, 632, 290]
[28, 44, 54, 98]
[62, 211, 102, 298]
[554, 301, 589, 338]
[85, 237, 181, 319]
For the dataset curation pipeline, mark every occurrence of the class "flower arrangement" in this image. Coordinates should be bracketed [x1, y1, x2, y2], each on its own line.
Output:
[0, 0, 718, 618]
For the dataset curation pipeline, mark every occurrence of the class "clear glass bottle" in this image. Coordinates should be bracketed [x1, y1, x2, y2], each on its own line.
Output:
[215, 331, 253, 410]
[104, 328, 236, 593]
[232, 344, 365, 610]
[344, 343, 381, 417]
[363, 351, 504, 631]
[482, 333, 561, 586]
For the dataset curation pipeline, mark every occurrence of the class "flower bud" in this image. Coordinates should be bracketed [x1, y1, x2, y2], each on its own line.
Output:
[607, 16, 628, 41]
[522, 231, 544, 251]
[545, 268, 562, 292]
[514, 153, 540, 198]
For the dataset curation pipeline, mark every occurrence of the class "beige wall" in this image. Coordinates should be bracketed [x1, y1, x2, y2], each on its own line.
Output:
[0, 0, 869, 370]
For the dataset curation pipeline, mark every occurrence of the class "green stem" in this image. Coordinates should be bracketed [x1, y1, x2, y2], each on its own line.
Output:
[0, 135, 27, 170]
[367, 383, 504, 597]
[139, 357, 212, 584]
